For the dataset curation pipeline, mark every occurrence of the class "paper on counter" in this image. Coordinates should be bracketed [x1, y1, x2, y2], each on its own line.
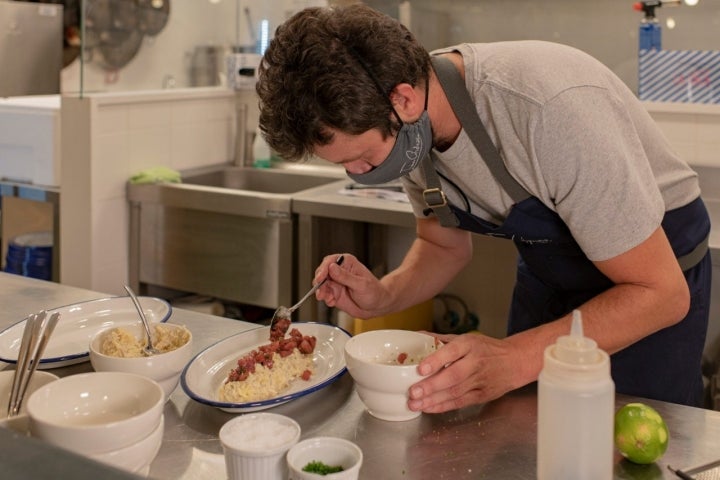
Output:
[338, 187, 410, 203]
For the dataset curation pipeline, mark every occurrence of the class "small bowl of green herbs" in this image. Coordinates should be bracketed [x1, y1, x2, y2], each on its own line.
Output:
[287, 436, 362, 479]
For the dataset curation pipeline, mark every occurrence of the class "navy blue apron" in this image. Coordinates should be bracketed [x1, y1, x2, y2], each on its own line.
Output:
[425, 56, 711, 407]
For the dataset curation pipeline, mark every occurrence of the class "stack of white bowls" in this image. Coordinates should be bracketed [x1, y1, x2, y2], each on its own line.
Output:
[26, 371, 165, 475]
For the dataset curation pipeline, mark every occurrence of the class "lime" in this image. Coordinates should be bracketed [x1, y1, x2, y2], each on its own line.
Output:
[614, 402, 669, 464]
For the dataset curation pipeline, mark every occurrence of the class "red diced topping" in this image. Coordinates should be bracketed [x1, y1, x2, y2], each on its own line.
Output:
[224, 328, 318, 384]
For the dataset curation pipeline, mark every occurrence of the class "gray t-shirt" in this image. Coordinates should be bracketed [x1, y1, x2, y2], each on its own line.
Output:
[402, 41, 700, 262]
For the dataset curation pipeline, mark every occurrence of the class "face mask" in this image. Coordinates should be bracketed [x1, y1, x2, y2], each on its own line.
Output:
[347, 110, 432, 185]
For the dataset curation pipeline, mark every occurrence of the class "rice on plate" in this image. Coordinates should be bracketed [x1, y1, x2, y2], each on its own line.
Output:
[218, 327, 317, 403]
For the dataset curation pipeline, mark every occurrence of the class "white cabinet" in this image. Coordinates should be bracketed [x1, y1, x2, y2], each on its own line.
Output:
[0, 96, 61, 187]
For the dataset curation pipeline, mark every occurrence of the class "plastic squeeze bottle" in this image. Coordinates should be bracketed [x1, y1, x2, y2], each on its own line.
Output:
[537, 310, 615, 480]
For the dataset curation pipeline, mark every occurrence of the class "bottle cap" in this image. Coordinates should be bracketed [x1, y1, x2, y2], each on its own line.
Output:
[554, 310, 601, 365]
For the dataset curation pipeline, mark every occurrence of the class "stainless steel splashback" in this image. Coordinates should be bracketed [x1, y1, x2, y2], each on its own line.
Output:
[0, 1, 62, 96]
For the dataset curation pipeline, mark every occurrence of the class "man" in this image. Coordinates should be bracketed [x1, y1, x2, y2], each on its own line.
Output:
[256, 4, 711, 409]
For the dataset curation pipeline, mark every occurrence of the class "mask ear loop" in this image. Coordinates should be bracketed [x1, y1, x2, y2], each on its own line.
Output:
[344, 44, 405, 126]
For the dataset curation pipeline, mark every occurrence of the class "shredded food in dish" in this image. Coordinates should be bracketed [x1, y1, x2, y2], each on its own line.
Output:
[384, 337, 443, 365]
[101, 324, 190, 357]
[218, 328, 316, 403]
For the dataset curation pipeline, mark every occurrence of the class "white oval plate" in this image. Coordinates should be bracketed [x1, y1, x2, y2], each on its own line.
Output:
[181, 322, 350, 413]
[0, 296, 172, 369]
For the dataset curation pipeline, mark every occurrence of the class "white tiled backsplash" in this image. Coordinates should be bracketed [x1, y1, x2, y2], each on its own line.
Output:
[646, 102, 720, 170]
[60, 88, 237, 294]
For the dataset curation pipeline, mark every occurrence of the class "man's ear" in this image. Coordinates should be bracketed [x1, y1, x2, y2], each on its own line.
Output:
[389, 83, 424, 121]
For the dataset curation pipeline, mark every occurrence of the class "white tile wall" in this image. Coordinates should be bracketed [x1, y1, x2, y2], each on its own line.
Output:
[94, 130, 132, 200]
[646, 102, 720, 168]
[61, 88, 237, 295]
[91, 197, 128, 295]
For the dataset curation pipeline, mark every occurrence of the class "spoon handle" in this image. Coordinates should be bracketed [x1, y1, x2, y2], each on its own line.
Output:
[7, 310, 59, 417]
[7, 313, 40, 417]
[124, 285, 154, 349]
[288, 255, 344, 313]
[14, 312, 59, 416]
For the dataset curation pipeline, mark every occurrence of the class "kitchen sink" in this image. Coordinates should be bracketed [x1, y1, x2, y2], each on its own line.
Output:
[181, 164, 343, 194]
[127, 164, 345, 310]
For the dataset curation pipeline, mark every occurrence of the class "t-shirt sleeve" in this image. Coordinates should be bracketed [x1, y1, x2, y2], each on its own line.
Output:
[532, 86, 665, 261]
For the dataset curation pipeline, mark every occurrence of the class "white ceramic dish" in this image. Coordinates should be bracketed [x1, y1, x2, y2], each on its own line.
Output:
[344, 329, 439, 422]
[287, 437, 363, 480]
[0, 370, 59, 420]
[0, 412, 30, 434]
[88, 414, 165, 474]
[0, 296, 172, 368]
[89, 323, 193, 400]
[181, 323, 350, 413]
[220, 413, 301, 480]
[26, 371, 165, 454]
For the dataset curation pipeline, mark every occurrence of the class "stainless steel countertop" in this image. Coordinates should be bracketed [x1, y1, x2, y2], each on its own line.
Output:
[1, 272, 719, 479]
[292, 180, 416, 228]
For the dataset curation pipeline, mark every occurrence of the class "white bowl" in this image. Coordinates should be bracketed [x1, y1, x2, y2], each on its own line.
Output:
[89, 323, 193, 400]
[26, 371, 164, 454]
[88, 414, 165, 474]
[344, 329, 439, 421]
[287, 437, 363, 480]
[0, 370, 59, 420]
[219, 413, 301, 480]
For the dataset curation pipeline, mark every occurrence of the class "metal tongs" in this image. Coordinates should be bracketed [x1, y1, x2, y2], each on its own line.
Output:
[6, 310, 60, 418]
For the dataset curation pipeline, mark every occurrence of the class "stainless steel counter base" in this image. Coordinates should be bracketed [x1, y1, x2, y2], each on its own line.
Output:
[2, 272, 719, 479]
[126, 165, 344, 310]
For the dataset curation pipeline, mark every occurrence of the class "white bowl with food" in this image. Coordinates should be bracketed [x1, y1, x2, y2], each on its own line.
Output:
[0, 369, 59, 422]
[87, 414, 165, 474]
[89, 323, 193, 400]
[344, 329, 440, 421]
[287, 436, 363, 480]
[26, 371, 164, 455]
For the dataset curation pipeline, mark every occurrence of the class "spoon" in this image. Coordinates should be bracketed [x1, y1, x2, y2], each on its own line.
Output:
[124, 285, 161, 356]
[269, 255, 344, 339]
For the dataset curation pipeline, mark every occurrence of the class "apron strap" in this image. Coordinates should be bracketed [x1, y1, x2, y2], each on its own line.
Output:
[430, 56, 531, 204]
[677, 233, 709, 271]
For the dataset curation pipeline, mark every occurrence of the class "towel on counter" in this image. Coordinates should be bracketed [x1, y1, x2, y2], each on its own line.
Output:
[129, 166, 182, 184]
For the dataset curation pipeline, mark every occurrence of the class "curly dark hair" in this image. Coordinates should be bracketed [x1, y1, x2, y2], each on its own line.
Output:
[256, 4, 430, 161]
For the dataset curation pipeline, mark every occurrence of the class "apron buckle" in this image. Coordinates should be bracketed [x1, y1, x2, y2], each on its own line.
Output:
[423, 188, 448, 208]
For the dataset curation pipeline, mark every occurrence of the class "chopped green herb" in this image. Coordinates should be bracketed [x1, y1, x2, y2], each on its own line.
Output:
[302, 460, 345, 475]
